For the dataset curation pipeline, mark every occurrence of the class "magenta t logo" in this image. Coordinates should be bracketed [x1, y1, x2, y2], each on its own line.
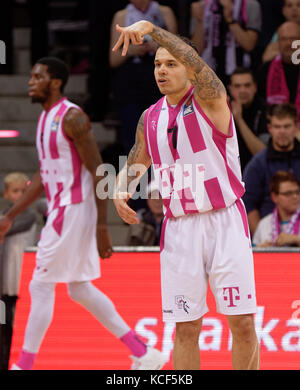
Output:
[223, 287, 240, 307]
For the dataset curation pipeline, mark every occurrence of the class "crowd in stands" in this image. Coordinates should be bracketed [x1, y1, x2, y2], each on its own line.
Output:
[107, 0, 300, 248]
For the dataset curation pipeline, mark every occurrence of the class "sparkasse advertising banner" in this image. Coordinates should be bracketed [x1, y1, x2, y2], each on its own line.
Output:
[9, 251, 300, 370]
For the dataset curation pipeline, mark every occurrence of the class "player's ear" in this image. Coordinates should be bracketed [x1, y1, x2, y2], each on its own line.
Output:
[51, 78, 62, 92]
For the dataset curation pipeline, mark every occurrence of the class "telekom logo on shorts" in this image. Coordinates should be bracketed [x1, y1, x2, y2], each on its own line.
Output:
[223, 287, 240, 308]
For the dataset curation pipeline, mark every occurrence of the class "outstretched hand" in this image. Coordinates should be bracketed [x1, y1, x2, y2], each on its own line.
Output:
[113, 192, 140, 225]
[112, 20, 154, 56]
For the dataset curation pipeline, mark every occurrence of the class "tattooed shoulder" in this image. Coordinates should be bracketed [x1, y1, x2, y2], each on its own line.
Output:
[191, 67, 226, 101]
[63, 108, 91, 140]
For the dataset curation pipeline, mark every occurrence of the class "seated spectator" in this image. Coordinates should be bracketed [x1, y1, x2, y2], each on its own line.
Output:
[257, 21, 300, 123]
[243, 103, 300, 235]
[109, 0, 178, 155]
[228, 67, 268, 172]
[262, 0, 300, 63]
[0, 172, 36, 370]
[190, 0, 262, 85]
[253, 171, 300, 247]
[127, 179, 163, 246]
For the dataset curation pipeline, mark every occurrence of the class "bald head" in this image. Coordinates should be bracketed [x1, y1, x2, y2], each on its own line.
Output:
[278, 21, 300, 63]
[278, 21, 300, 36]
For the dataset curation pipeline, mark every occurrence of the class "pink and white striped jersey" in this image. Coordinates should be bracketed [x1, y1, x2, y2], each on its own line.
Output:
[144, 87, 245, 218]
[36, 97, 94, 214]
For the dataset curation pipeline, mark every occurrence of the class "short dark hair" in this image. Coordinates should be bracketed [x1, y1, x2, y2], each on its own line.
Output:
[157, 35, 200, 55]
[36, 57, 69, 92]
[268, 103, 298, 123]
[270, 170, 299, 194]
[229, 67, 256, 83]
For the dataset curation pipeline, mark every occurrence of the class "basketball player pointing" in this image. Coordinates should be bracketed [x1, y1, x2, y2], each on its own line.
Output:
[113, 21, 260, 369]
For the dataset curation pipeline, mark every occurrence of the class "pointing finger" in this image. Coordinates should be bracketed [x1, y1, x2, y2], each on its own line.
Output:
[112, 35, 124, 52]
[122, 33, 130, 56]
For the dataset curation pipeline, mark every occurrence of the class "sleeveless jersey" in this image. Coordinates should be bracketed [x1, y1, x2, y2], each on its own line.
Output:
[144, 87, 245, 218]
[36, 97, 94, 214]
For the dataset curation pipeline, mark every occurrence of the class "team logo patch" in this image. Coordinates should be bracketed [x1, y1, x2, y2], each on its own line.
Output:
[151, 120, 157, 131]
[175, 295, 190, 314]
[50, 115, 60, 132]
[183, 98, 194, 117]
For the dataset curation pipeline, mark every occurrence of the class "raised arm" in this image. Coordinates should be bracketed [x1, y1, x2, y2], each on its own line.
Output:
[109, 6, 177, 69]
[220, 0, 259, 52]
[63, 108, 113, 259]
[149, 25, 227, 102]
[112, 20, 231, 134]
[114, 110, 152, 224]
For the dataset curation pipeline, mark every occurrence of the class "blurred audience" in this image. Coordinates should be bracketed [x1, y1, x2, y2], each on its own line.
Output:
[190, 0, 262, 85]
[257, 21, 300, 123]
[127, 179, 163, 246]
[0, 172, 36, 370]
[262, 0, 300, 63]
[228, 67, 268, 172]
[253, 170, 300, 247]
[243, 103, 300, 236]
[27, 0, 49, 66]
[251, 0, 284, 71]
[109, 0, 178, 155]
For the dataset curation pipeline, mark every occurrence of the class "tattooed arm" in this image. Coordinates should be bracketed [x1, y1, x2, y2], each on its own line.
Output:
[112, 20, 231, 134]
[63, 108, 113, 258]
[114, 111, 152, 224]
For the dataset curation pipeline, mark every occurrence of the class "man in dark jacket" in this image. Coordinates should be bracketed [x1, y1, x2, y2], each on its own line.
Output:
[243, 103, 300, 235]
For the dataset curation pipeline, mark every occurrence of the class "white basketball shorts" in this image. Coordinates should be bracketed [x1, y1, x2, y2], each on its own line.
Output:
[33, 195, 100, 283]
[160, 199, 257, 322]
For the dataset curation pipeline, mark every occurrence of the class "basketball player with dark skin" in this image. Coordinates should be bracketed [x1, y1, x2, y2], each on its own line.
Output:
[0, 63, 112, 258]
[0, 59, 168, 371]
[113, 20, 260, 370]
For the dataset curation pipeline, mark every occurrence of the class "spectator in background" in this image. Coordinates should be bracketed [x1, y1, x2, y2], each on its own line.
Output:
[0, 172, 36, 370]
[243, 103, 300, 236]
[250, 0, 284, 71]
[190, 0, 262, 85]
[257, 21, 300, 123]
[109, 0, 177, 155]
[228, 67, 268, 172]
[262, 0, 300, 63]
[253, 171, 300, 247]
[127, 179, 163, 246]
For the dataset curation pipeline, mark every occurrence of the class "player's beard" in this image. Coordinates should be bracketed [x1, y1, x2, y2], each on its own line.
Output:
[31, 84, 51, 104]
